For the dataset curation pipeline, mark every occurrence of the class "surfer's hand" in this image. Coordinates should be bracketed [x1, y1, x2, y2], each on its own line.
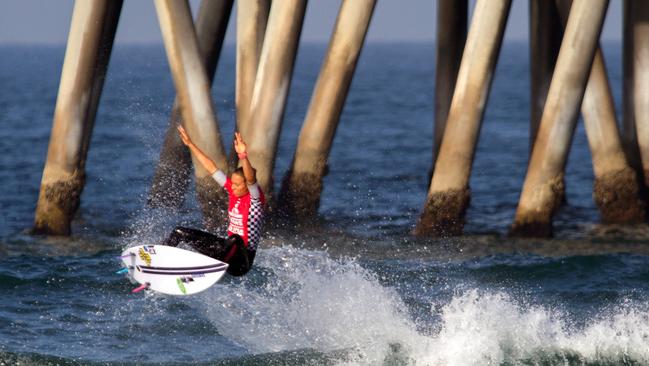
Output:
[177, 125, 192, 146]
[234, 132, 247, 154]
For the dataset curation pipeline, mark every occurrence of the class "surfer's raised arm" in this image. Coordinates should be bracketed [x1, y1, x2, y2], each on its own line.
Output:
[177, 125, 219, 175]
[234, 132, 257, 185]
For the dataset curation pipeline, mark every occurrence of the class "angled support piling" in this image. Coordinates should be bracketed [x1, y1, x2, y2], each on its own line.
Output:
[529, 0, 568, 211]
[554, 0, 645, 223]
[434, 0, 467, 165]
[582, 50, 646, 223]
[415, 0, 512, 237]
[277, 0, 376, 221]
[624, 0, 649, 190]
[529, 0, 562, 149]
[154, 0, 229, 231]
[33, 0, 122, 235]
[246, 0, 307, 197]
[511, 0, 609, 237]
[148, 0, 233, 209]
[236, 0, 271, 144]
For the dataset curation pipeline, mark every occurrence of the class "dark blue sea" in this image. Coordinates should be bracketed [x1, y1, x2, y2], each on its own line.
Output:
[2, 42, 649, 365]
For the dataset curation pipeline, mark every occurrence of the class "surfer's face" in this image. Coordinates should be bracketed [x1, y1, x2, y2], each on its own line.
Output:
[231, 173, 248, 197]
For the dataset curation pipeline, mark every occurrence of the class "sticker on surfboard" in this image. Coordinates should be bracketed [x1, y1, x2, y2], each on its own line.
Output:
[118, 245, 228, 296]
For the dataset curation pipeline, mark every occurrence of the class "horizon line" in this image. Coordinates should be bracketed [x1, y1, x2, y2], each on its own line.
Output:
[0, 38, 625, 47]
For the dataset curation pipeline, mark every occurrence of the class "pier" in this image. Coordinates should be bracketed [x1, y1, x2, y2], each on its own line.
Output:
[32, 0, 649, 238]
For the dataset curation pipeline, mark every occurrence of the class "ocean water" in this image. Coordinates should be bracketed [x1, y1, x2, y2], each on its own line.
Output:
[1, 42, 649, 365]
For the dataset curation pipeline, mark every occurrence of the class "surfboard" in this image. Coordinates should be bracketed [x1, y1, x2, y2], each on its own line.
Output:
[118, 244, 228, 296]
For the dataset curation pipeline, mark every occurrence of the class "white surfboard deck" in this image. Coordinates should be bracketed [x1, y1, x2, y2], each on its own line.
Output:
[120, 244, 228, 296]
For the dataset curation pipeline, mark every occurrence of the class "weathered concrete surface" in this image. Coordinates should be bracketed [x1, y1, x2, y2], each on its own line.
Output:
[415, 0, 511, 237]
[510, 175, 565, 238]
[581, 49, 646, 223]
[594, 168, 645, 223]
[278, 0, 376, 221]
[34, 0, 122, 235]
[34, 173, 86, 235]
[148, 0, 233, 208]
[511, 0, 609, 237]
[416, 188, 470, 237]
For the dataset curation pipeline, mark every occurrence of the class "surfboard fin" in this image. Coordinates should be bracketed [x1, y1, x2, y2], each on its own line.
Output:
[115, 267, 131, 275]
[116, 253, 136, 260]
[131, 283, 150, 293]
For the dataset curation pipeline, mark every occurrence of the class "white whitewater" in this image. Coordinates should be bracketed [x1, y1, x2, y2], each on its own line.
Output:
[199, 246, 649, 366]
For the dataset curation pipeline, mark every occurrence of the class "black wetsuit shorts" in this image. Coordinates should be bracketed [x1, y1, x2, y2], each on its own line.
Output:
[163, 226, 256, 277]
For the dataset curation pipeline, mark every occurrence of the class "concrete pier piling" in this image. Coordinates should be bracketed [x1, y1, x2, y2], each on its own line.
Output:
[552, 0, 646, 223]
[623, 0, 641, 176]
[278, 0, 376, 221]
[33, 0, 122, 235]
[624, 0, 649, 189]
[623, 0, 640, 177]
[246, 0, 307, 197]
[32, 0, 646, 237]
[148, 0, 233, 209]
[582, 49, 645, 223]
[511, 0, 609, 237]
[528, 0, 567, 210]
[529, 0, 562, 149]
[415, 0, 512, 237]
[433, 0, 467, 165]
[236, 0, 270, 148]
[154, 0, 229, 230]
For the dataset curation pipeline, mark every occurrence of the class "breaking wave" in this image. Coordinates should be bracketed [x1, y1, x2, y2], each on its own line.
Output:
[200, 246, 649, 366]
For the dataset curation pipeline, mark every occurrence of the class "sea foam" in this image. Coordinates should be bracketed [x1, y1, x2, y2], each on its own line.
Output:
[198, 246, 649, 365]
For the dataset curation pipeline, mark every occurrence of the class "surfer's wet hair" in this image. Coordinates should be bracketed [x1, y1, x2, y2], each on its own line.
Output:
[231, 167, 245, 178]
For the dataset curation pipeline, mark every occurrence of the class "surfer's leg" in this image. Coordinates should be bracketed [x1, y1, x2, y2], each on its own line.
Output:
[171, 228, 241, 261]
[225, 235, 254, 277]
[163, 226, 225, 253]
[164, 228, 247, 265]
[164, 229, 252, 275]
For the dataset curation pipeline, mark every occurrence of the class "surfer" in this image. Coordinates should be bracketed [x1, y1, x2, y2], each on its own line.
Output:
[163, 125, 265, 276]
